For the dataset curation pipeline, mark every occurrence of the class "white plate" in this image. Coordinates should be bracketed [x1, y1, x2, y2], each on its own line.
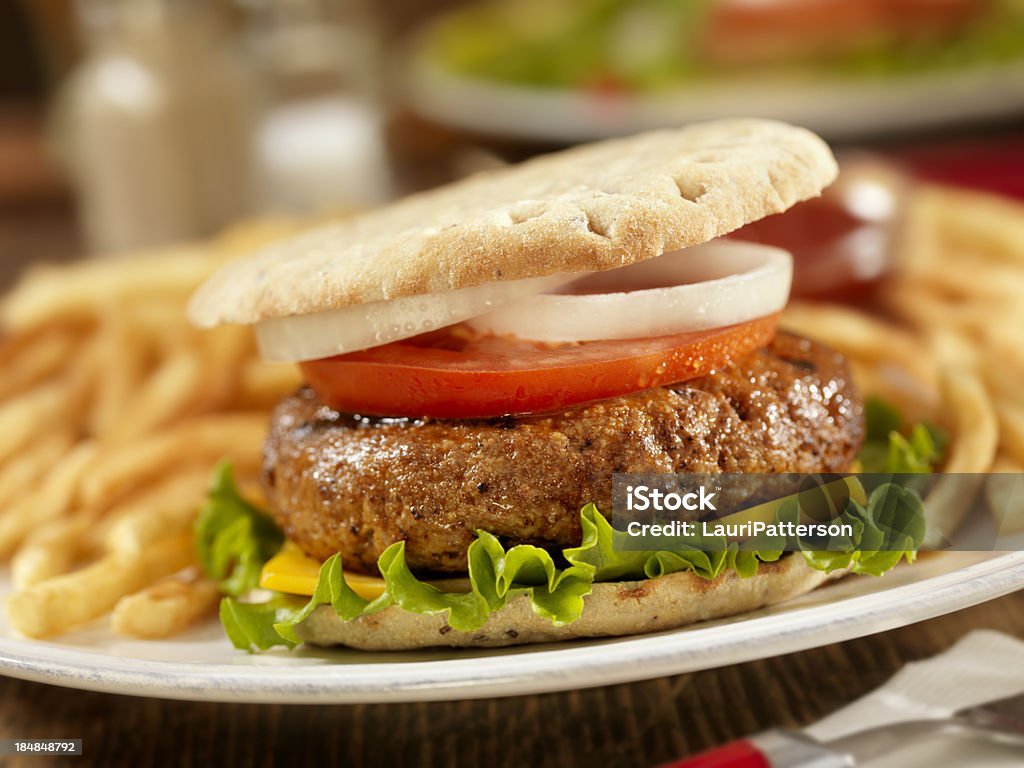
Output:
[407, 55, 1024, 142]
[1, 550, 1022, 703]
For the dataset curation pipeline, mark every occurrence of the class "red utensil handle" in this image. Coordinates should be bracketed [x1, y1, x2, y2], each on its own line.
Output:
[657, 730, 853, 768]
[659, 739, 771, 768]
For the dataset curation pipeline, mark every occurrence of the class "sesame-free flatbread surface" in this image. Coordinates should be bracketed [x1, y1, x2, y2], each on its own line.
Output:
[188, 119, 836, 326]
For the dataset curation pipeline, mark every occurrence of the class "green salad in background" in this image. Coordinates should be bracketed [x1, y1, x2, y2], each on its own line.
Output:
[424, 0, 1024, 92]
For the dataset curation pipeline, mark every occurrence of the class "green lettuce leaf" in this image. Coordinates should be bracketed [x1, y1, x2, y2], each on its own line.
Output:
[565, 503, 741, 580]
[194, 461, 284, 596]
[865, 397, 903, 441]
[799, 483, 926, 576]
[206, 470, 926, 652]
[859, 397, 946, 474]
[376, 541, 491, 631]
[271, 553, 378, 644]
[219, 595, 305, 652]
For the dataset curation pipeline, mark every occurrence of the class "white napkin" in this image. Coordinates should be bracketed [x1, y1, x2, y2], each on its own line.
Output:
[805, 630, 1024, 767]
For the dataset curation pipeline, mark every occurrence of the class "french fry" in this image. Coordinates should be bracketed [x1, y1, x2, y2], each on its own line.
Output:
[987, 455, 1024, 536]
[937, 367, 999, 474]
[0, 328, 79, 401]
[894, 185, 944, 273]
[5, 533, 195, 638]
[238, 358, 304, 407]
[996, 402, 1024, 467]
[918, 367, 997, 549]
[0, 441, 98, 558]
[929, 329, 982, 373]
[193, 325, 252, 411]
[782, 302, 938, 392]
[210, 215, 299, 261]
[993, 454, 1024, 473]
[78, 413, 266, 510]
[87, 307, 152, 437]
[11, 517, 95, 588]
[0, 431, 74, 510]
[101, 469, 211, 554]
[0, 320, 84, 369]
[846, 359, 940, 427]
[0, 248, 215, 332]
[127, 299, 192, 347]
[932, 266, 1024, 301]
[983, 349, 1024, 408]
[0, 382, 79, 465]
[111, 570, 220, 639]
[884, 283, 994, 339]
[105, 345, 206, 444]
[922, 186, 1024, 264]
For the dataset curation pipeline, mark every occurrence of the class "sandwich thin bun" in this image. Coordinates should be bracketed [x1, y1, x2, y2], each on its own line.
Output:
[189, 119, 836, 327]
[295, 554, 837, 651]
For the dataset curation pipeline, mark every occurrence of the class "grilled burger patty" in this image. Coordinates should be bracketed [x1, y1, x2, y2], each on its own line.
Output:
[262, 333, 863, 574]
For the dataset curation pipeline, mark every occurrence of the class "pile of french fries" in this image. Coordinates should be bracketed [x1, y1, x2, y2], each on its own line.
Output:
[0, 219, 304, 639]
[889, 185, 1024, 476]
[782, 183, 1024, 538]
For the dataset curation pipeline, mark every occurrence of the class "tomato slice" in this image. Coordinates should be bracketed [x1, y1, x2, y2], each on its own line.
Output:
[300, 314, 779, 419]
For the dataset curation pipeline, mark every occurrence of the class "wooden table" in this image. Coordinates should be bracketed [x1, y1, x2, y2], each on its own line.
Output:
[2, 591, 1022, 767]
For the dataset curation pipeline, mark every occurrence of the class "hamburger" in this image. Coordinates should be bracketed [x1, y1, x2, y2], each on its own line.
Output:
[188, 119, 925, 652]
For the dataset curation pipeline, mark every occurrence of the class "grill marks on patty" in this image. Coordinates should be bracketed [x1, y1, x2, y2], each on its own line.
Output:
[262, 333, 863, 575]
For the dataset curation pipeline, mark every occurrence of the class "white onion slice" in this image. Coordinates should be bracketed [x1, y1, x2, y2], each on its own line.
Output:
[467, 241, 792, 343]
[256, 274, 570, 362]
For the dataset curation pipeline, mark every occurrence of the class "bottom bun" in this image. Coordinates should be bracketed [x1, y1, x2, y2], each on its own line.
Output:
[295, 554, 840, 651]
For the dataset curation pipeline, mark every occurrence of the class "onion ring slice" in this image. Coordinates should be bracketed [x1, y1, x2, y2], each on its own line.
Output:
[256, 274, 570, 362]
[467, 240, 792, 343]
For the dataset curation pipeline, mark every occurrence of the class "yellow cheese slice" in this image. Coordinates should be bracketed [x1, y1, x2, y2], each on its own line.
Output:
[260, 542, 472, 598]
[260, 543, 388, 600]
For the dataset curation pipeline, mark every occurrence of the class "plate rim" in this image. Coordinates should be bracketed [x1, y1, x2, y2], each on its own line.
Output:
[406, 50, 1024, 142]
[1, 551, 1023, 704]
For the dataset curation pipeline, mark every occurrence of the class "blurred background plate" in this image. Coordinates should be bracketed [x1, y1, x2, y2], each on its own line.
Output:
[408, 53, 1024, 143]
[1, 550, 1023, 704]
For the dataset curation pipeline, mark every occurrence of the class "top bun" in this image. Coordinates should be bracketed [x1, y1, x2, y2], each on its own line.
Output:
[188, 119, 836, 327]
